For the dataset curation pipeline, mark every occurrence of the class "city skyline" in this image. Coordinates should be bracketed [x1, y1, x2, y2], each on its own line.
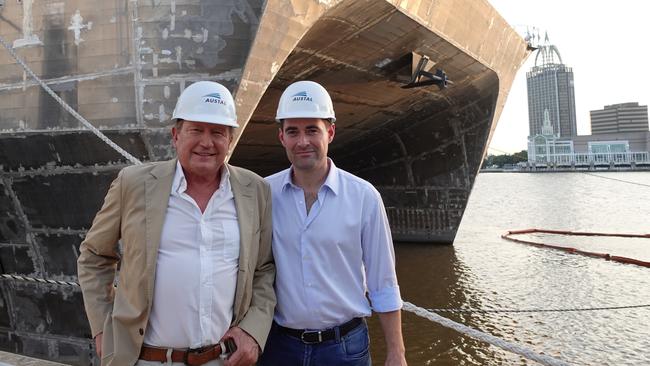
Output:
[488, 0, 650, 154]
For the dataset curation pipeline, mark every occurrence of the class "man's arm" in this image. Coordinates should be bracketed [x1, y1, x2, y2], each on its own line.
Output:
[361, 187, 407, 365]
[377, 310, 407, 366]
[232, 181, 276, 354]
[77, 169, 123, 352]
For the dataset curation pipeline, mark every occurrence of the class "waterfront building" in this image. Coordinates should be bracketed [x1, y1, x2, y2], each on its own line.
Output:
[527, 131, 650, 168]
[527, 102, 650, 167]
[590, 102, 649, 134]
[527, 108, 574, 163]
[526, 34, 577, 138]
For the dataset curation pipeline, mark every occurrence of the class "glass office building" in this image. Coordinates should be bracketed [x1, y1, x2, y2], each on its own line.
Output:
[526, 35, 577, 138]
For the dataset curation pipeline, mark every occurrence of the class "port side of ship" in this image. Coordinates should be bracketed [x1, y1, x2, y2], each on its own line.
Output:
[0, 0, 527, 363]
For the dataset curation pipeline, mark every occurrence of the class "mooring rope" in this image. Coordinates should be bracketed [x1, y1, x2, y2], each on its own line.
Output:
[581, 172, 650, 188]
[427, 303, 650, 313]
[403, 302, 571, 366]
[0, 35, 142, 166]
[5, 272, 646, 317]
[0, 273, 80, 287]
[10, 273, 650, 365]
[3, 272, 647, 313]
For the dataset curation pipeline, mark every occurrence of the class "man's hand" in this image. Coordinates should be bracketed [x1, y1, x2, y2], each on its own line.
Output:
[220, 326, 260, 366]
[94, 332, 103, 358]
[385, 350, 407, 366]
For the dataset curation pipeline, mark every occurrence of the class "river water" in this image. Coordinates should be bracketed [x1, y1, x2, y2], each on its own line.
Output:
[368, 172, 650, 365]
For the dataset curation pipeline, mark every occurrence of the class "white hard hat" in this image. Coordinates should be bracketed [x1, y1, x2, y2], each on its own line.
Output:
[276, 80, 336, 123]
[172, 81, 239, 127]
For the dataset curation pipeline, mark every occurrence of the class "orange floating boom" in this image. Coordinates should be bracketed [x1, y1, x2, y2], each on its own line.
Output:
[501, 228, 650, 268]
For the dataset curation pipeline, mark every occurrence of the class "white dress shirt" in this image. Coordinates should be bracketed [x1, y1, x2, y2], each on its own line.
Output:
[266, 160, 402, 330]
[144, 162, 240, 348]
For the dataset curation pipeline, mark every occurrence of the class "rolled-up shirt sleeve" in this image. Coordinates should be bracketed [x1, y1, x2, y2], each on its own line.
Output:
[361, 188, 403, 313]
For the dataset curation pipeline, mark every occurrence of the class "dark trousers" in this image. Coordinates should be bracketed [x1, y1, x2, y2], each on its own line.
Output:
[258, 321, 371, 366]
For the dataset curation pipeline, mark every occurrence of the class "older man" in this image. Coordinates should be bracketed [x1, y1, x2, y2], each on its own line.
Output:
[260, 81, 407, 366]
[77, 81, 275, 366]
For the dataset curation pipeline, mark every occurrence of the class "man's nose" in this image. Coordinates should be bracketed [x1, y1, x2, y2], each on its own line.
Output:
[199, 131, 214, 146]
[297, 133, 309, 146]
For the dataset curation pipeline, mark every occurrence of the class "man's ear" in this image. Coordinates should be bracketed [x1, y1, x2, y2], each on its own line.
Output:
[327, 123, 336, 143]
[278, 127, 285, 147]
[171, 126, 179, 148]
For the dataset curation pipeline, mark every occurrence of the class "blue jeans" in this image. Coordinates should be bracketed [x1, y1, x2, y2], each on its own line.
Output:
[259, 320, 371, 366]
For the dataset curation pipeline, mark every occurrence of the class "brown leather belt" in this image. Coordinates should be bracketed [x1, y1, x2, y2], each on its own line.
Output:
[139, 344, 222, 366]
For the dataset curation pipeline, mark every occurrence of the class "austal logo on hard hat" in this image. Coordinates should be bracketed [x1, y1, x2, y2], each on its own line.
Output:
[203, 93, 226, 105]
[291, 91, 313, 102]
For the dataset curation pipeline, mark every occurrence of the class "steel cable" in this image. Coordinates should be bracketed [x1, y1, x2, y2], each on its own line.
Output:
[581, 172, 650, 188]
[1, 273, 80, 287]
[426, 304, 650, 313]
[0, 35, 142, 166]
[9, 274, 650, 365]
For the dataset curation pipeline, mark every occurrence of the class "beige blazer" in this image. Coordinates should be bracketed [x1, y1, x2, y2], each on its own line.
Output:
[77, 160, 275, 366]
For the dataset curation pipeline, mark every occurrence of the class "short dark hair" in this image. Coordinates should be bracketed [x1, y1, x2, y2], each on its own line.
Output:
[279, 118, 333, 130]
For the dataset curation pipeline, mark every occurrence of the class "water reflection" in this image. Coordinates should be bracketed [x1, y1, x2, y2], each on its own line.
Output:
[369, 243, 508, 365]
[368, 172, 650, 365]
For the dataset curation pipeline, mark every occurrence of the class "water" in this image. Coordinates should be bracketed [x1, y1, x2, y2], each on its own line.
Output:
[368, 172, 650, 365]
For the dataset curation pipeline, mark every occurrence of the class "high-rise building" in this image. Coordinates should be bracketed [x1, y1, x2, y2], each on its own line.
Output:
[590, 102, 649, 134]
[526, 34, 577, 138]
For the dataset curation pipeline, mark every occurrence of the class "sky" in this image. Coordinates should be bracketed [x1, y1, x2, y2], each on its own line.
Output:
[487, 0, 650, 154]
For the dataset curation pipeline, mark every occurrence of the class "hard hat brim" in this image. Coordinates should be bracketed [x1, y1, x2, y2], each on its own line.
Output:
[275, 113, 336, 123]
[172, 113, 239, 128]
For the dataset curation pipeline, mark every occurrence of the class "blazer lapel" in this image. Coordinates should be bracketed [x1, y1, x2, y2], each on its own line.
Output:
[144, 159, 176, 301]
[229, 165, 255, 318]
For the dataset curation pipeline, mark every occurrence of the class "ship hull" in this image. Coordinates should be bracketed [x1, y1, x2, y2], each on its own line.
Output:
[0, 0, 527, 363]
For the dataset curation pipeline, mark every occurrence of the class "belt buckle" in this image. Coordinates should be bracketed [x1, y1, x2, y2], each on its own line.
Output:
[183, 346, 209, 366]
[300, 330, 323, 344]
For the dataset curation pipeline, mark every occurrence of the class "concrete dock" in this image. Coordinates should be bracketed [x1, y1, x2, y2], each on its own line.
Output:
[0, 352, 69, 366]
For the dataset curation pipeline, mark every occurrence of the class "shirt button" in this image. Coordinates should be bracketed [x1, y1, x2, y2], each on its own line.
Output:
[139, 328, 144, 335]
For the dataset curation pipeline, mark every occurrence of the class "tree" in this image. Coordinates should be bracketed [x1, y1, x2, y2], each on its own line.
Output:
[482, 150, 528, 168]
[512, 150, 528, 162]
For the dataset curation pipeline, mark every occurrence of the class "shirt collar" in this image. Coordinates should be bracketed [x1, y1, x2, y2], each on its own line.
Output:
[322, 159, 339, 196]
[172, 161, 231, 195]
[282, 158, 339, 196]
